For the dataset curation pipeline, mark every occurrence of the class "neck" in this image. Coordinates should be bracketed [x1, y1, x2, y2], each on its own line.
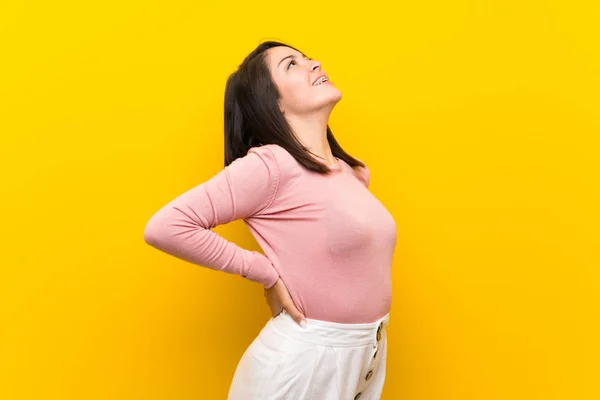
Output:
[285, 110, 335, 164]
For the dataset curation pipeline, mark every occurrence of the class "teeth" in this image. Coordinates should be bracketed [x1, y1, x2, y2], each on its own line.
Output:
[313, 76, 328, 86]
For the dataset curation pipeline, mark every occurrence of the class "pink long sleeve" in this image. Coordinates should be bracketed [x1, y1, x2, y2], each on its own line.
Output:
[143, 146, 281, 289]
[144, 143, 397, 323]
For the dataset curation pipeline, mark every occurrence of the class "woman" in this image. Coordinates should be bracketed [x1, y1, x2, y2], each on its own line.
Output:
[143, 40, 397, 399]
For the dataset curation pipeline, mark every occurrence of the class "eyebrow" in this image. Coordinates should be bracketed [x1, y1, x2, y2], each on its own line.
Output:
[278, 54, 308, 68]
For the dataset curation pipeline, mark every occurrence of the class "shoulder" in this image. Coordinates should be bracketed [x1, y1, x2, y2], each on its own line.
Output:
[222, 145, 283, 216]
[247, 144, 298, 178]
[225, 145, 283, 189]
[352, 160, 370, 188]
[247, 145, 369, 187]
[245, 144, 279, 169]
[248, 143, 293, 162]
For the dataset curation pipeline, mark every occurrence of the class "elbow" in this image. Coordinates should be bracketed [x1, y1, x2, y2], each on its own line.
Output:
[143, 205, 201, 250]
[143, 212, 167, 248]
[143, 222, 157, 247]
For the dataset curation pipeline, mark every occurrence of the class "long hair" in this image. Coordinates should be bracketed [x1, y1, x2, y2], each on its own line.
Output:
[223, 40, 366, 174]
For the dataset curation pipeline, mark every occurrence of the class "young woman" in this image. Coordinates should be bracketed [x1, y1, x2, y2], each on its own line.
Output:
[143, 40, 397, 400]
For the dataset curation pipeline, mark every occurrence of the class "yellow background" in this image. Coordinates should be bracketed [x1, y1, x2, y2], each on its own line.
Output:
[1, 1, 598, 399]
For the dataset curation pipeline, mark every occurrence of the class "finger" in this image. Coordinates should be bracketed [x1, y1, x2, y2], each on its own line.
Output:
[283, 303, 307, 329]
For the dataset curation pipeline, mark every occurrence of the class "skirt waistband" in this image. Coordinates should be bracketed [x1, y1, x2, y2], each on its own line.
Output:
[267, 310, 390, 347]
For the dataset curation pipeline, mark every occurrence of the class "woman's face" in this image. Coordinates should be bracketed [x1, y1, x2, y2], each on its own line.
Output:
[266, 46, 342, 116]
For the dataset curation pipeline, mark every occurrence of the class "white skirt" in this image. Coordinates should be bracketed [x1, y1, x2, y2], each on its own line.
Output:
[228, 309, 390, 400]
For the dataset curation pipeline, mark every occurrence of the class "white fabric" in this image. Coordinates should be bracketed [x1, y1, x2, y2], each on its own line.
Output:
[228, 309, 390, 400]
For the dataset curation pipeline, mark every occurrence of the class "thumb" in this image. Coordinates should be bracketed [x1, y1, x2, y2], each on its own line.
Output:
[283, 302, 307, 329]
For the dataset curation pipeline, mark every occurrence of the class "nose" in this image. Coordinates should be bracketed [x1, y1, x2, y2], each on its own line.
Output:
[310, 59, 321, 71]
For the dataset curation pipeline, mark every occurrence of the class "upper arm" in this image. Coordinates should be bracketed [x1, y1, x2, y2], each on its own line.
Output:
[142, 145, 281, 288]
[144, 145, 280, 237]
[226, 145, 281, 219]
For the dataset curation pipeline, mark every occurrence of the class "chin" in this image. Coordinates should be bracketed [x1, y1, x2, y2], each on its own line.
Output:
[309, 90, 343, 110]
[330, 91, 343, 105]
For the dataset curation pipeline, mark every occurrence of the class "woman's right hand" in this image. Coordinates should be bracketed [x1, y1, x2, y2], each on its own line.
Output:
[264, 278, 307, 329]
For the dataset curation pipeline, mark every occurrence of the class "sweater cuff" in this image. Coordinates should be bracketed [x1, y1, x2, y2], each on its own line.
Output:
[246, 251, 280, 289]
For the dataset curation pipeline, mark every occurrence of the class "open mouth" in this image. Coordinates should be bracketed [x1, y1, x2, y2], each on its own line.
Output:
[312, 76, 330, 86]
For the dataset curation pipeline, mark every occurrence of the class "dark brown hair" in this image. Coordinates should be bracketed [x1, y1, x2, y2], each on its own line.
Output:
[223, 40, 366, 174]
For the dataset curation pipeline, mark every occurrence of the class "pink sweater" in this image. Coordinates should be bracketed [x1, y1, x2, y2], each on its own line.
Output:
[143, 144, 397, 323]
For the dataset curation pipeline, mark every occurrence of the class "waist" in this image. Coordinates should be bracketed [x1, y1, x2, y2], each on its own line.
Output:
[268, 309, 390, 347]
